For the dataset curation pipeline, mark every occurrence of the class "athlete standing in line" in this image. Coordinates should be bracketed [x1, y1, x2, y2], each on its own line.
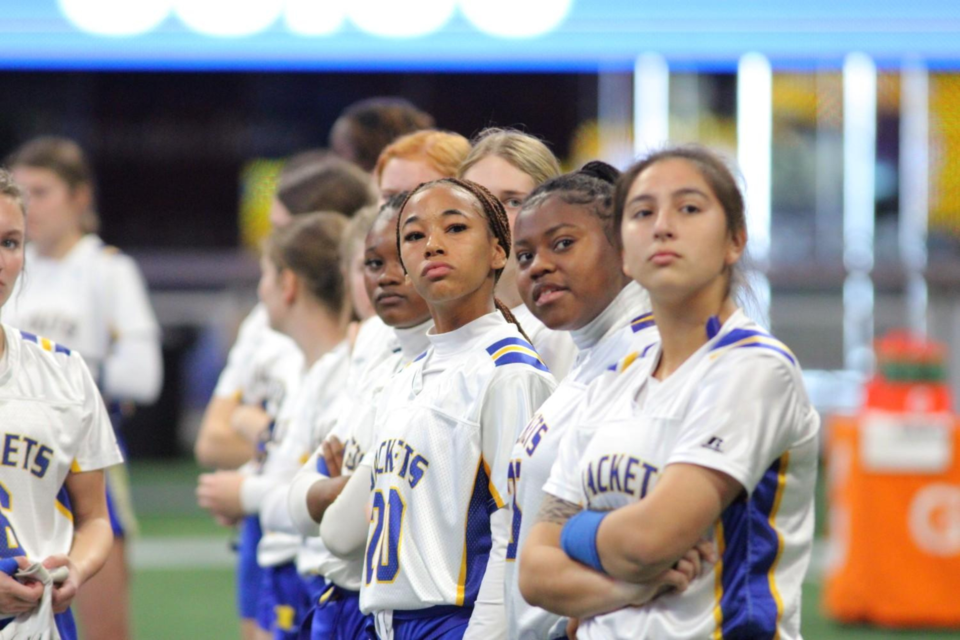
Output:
[502, 161, 660, 639]
[459, 129, 576, 379]
[198, 214, 352, 639]
[6, 137, 162, 640]
[194, 152, 374, 640]
[321, 179, 556, 639]
[0, 168, 121, 639]
[286, 194, 434, 640]
[521, 146, 818, 639]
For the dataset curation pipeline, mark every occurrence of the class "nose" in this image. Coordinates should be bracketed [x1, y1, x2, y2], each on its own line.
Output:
[527, 251, 555, 280]
[652, 208, 675, 240]
[424, 230, 445, 258]
[379, 261, 404, 286]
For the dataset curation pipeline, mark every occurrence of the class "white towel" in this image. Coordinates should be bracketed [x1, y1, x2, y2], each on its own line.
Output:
[0, 562, 65, 640]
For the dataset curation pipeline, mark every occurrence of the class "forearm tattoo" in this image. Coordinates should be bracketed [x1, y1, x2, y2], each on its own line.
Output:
[536, 494, 582, 526]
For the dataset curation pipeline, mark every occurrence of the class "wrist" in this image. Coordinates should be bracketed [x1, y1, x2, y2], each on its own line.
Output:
[560, 510, 609, 574]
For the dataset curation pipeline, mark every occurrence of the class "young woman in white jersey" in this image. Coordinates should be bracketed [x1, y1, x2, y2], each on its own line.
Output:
[0, 169, 121, 639]
[503, 161, 665, 639]
[287, 194, 434, 640]
[198, 213, 352, 640]
[5, 136, 161, 640]
[521, 146, 819, 639]
[320, 179, 556, 640]
[459, 129, 577, 379]
[193, 152, 374, 640]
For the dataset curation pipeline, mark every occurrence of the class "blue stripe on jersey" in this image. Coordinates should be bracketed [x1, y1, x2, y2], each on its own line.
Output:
[717, 456, 787, 639]
[414, 351, 427, 363]
[457, 461, 496, 607]
[630, 313, 655, 333]
[486, 337, 548, 372]
[19, 330, 38, 344]
[55, 343, 71, 355]
[57, 485, 73, 514]
[709, 328, 796, 366]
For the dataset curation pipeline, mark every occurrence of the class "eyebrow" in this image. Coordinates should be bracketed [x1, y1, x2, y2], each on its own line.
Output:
[628, 187, 710, 206]
[401, 208, 467, 228]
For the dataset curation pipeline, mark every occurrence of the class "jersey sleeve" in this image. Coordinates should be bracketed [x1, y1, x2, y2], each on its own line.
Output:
[101, 253, 163, 403]
[541, 422, 587, 506]
[72, 354, 124, 472]
[666, 351, 814, 494]
[480, 370, 556, 511]
[213, 306, 265, 399]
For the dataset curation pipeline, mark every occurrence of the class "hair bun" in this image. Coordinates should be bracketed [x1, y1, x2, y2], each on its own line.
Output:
[578, 160, 620, 185]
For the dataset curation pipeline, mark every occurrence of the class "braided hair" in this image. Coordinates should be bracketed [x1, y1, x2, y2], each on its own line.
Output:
[520, 160, 621, 247]
[396, 177, 531, 343]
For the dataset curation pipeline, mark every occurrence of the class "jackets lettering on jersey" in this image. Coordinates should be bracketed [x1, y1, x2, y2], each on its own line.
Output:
[370, 439, 429, 490]
[0, 434, 54, 479]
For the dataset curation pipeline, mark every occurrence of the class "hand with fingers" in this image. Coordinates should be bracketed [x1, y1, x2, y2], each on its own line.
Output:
[321, 437, 346, 478]
[0, 558, 42, 616]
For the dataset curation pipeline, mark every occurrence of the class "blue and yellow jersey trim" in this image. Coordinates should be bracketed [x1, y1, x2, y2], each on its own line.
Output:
[630, 313, 655, 333]
[19, 330, 71, 355]
[607, 343, 657, 373]
[485, 337, 548, 372]
[709, 328, 796, 366]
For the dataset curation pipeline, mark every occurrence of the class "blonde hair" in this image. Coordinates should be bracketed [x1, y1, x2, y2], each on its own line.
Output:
[373, 130, 471, 186]
[0, 169, 25, 216]
[458, 128, 561, 187]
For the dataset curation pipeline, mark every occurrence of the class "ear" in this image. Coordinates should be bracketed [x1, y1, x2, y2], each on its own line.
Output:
[490, 239, 508, 272]
[725, 227, 747, 267]
[70, 183, 93, 213]
[280, 268, 298, 305]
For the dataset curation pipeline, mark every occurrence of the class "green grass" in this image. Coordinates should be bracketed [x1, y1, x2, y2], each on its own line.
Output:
[131, 568, 239, 640]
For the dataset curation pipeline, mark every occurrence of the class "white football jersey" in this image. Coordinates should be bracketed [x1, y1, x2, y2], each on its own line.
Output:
[505, 283, 657, 640]
[4, 235, 161, 402]
[512, 304, 577, 381]
[244, 342, 351, 568]
[344, 316, 397, 398]
[0, 324, 122, 578]
[359, 312, 556, 619]
[214, 304, 303, 420]
[293, 320, 434, 589]
[543, 309, 819, 640]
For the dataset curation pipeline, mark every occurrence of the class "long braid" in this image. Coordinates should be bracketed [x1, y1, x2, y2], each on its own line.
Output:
[396, 177, 532, 343]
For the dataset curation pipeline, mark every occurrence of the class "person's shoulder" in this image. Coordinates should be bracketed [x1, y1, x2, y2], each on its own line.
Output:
[9, 326, 88, 401]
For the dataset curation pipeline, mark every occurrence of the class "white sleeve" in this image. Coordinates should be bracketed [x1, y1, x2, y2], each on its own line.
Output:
[213, 306, 264, 399]
[463, 507, 509, 640]
[287, 449, 326, 537]
[541, 424, 589, 506]
[480, 370, 556, 508]
[101, 255, 163, 404]
[320, 462, 372, 559]
[72, 353, 124, 472]
[666, 352, 813, 493]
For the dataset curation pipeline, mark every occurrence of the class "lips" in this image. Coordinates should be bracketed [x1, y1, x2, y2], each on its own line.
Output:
[376, 291, 406, 306]
[532, 282, 568, 306]
[421, 262, 453, 281]
[650, 251, 680, 266]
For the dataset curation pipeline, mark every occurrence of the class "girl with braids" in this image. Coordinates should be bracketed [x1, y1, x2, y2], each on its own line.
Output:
[198, 213, 353, 640]
[520, 147, 818, 639]
[502, 161, 662, 639]
[459, 128, 577, 380]
[321, 179, 556, 639]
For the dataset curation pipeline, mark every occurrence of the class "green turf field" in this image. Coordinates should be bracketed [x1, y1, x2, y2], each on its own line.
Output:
[118, 460, 960, 640]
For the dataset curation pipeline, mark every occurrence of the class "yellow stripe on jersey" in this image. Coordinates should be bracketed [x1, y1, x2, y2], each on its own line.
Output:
[40, 337, 53, 352]
[55, 499, 74, 522]
[490, 344, 544, 365]
[712, 520, 726, 640]
[619, 351, 640, 373]
[767, 452, 790, 638]
[481, 457, 505, 510]
[631, 313, 654, 327]
[70, 459, 82, 473]
[456, 459, 484, 606]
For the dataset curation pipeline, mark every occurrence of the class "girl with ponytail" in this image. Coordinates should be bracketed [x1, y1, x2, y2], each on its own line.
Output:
[320, 178, 556, 640]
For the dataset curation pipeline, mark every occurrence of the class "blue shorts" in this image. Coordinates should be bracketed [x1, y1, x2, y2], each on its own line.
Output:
[381, 606, 473, 640]
[259, 562, 312, 639]
[237, 515, 264, 621]
[0, 609, 77, 639]
[105, 482, 124, 538]
[300, 583, 370, 640]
